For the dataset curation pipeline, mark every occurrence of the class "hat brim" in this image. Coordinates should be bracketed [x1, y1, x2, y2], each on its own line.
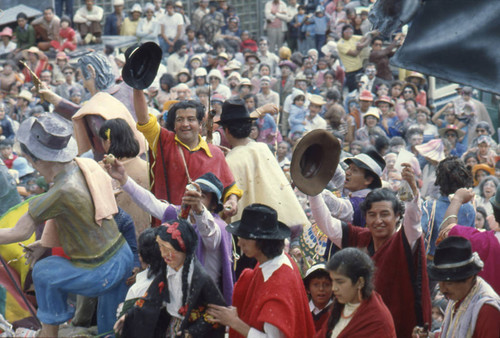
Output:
[344, 158, 382, 188]
[438, 127, 466, 138]
[197, 182, 224, 213]
[427, 262, 482, 281]
[291, 130, 341, 196]
[17, 117, 78, 162]
[226, 219, 291, 240]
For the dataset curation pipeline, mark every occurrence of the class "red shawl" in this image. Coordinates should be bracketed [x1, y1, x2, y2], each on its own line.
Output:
[231, 254, 315, 338]
[315, 291, 396, 338]
[343, 225, 432, 338]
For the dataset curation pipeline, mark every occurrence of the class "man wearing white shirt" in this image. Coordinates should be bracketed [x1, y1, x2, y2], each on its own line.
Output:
[73, 0, 104, 44]
[304, 94, 327, 132]
[159, 1, 183, 55]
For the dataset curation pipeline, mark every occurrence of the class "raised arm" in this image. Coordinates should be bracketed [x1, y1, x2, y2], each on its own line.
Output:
[308, 194, 343, 248]
[401, 163, 422, 250]
[438, 188, 475, 240]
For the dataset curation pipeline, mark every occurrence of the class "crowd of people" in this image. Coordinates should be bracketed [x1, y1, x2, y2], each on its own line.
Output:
[0, 0, 500, 337]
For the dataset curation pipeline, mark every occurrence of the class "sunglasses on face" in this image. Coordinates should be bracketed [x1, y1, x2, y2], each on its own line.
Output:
[403, 90, 413, 94]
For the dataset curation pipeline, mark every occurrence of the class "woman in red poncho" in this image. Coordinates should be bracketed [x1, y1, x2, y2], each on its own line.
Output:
[316, 247, 396, 338]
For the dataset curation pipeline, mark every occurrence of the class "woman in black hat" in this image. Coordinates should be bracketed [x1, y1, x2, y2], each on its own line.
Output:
[115, 219, 226, 338]
[207, 204, 315, 338]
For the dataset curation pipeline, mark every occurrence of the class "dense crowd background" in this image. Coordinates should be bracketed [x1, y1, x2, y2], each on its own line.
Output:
[1, 0, 500, 337]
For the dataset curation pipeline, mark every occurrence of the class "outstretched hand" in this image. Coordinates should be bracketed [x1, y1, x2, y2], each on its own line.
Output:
[401, 163, 418, 197]
[104, 156, 128, 185]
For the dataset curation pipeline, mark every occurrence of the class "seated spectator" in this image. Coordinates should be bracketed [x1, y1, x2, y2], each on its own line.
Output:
[56, 65, 85, 101]
[304, 94, 327, 132]
[0, 27, 16, 56]
[69, 86, 84, 105]
[240, 30, 257, 52]
[288, 93, 307, 138]
[471, 163, 495, 188]
[355, 108, 385, 149]
[32, 7, 61, 51]
[470, 121, 498, 149]
[439, 125, 466, 158]
[104, 0, 125, 36]
[13, 12, 36, 55]
[166, 40, 189, 76]
[0, 139, 17, 169]
[74, 0, 104, 45]
[52, 51, 70, 85]
[465, 135, 497, 167]
[0, 61, 22, 93]
[50, 16, 77, 52]
[415, 106, 439, 143]
[159, 1, 184, 56]
[0, 103, 15, 140]
[120, 4, 142, 36]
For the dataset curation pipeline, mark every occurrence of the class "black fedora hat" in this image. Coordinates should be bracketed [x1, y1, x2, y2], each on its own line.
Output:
[17, 114, 77, 162]
[344, 149, 386, 188]
[122, 42, 162, 90]
[218, 98, 256, 125]
[226, 204, 290, 240]
[428, 236, 483, 282]
[290, 130, 341, 196]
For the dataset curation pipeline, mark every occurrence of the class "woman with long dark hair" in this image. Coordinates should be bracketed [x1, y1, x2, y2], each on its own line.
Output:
[99, 118, 150, 236]
[316, 248, 396, 337]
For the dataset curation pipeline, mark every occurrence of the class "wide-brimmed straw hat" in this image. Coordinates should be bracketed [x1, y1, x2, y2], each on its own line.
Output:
[226, 204, 290, 239]
[438, 125, 466, 139]
[17, 114, 77, 162]
[290, 129, 341, 196]
[428, 236, 483, 281]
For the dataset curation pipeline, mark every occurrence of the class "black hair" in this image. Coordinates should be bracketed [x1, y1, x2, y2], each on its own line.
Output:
[390, 80, 404, 89]
[159, 73, 177, 91]
[157, 220, 198, 314]
[325, 248, 375, 334]
[223, 120, 253, 139]
[243, 93, 258, 107]
[258, 63, 271, 72]
[374, 135, 389, 154]
[44, 6, 54, 13]
[166, 100, 205, 131]
[61, 15, 72, 25]
[173, 39, 187, 53]
[98, 118, 140, 158]
[138, 228, 163, 278]
[435, 157, 473, 196]
[361, 188, 405, 219]
[213, 39, 228, 51]
[185, 25, 195, 33]
[20, 143, 40, 162]
[403, 85, 417, 96]
[326, 88, 341, 102]
[475, 206, 490, 230]
[293, 94, 306, 103]
[303, 269, 331, 290]
[17, 13, 28, 20]
[371, 36, 383, 46]
[255, 238, 285, 259]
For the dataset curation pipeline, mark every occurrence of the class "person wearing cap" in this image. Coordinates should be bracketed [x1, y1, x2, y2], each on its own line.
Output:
[120, 4, 143, 36]
[106, 157, 235, 304]
[73, 0, 104, 44]
[104, 0, 125, 36]
[412, 235, 500, 337]
[207, 204, 315, 337]
[304, 94, 328, 133]
[354, 107, 385, 148]
[465, 135, 497, 168]
[0, 27, 16, 56]
[158, 1, 184, 55]
[192, 67, 208, 89]
[256, 75, 280, 109]
[310, 164, 432, 337]
[220, 16, 242, 42]
[470, 121, 498, 149]
[31, 7, 61, 51]
[13, 90, 34, 123]
[302, 263, 333, 332]
[0, 114, 134, 337]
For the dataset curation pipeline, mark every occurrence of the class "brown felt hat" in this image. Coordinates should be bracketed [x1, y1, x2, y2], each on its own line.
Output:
[290, 129, 341, 196]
